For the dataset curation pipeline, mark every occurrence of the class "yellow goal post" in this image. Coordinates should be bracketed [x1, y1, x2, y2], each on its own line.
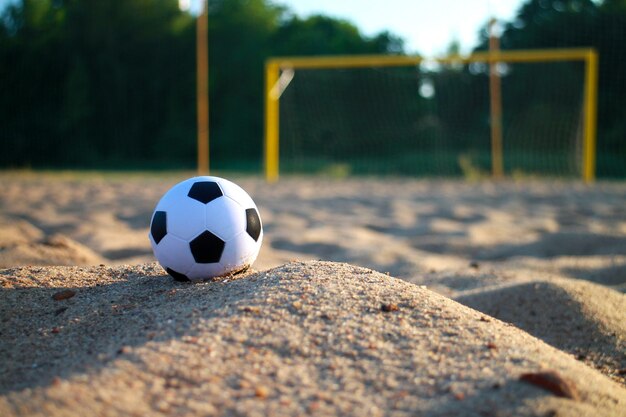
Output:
[264, 48, 598, 182]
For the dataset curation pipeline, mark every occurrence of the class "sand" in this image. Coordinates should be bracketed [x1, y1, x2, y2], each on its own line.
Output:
[456, 277, 626, 383]
[1, 261, 625, 416]
[0, 172, 625, 416]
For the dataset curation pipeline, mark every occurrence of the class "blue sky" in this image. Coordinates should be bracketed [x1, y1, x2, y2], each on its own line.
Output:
[277, 0, 525, 56]
[1, 0, 526, 56]
[183, 0, 526, 55]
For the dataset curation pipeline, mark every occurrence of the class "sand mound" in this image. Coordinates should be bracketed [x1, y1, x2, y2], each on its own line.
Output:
[0, 219, 44, 247]
[0, 232, 105, 268]
[456, 278, 626, 384]
[506, 255, 626, 290]
[0, 215, 105, 267]
[1, 261, 624, 416]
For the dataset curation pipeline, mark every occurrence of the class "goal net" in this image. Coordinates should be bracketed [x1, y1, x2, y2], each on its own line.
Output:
[264, 50, 597, 181]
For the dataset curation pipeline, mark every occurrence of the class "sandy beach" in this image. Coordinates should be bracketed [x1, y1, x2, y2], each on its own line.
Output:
[0, 172, 625, 416]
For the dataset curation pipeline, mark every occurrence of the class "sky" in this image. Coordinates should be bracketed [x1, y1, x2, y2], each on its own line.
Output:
[276, 0, 526, 56]
[0, 0, 526, 56]
[180, 0, 526, 56]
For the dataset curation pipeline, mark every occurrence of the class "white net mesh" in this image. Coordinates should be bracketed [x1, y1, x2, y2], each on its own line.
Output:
[276, 58, 585, 178]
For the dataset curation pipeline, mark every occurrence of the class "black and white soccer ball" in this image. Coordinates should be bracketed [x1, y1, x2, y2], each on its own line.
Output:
[149, 176, 263, 281]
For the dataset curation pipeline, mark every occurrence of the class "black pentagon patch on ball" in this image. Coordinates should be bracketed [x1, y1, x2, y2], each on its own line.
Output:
[166, 267, 190, 282]
[245, 208, 262, 242]
[187, 181, 223, 204]
[189, 230, 225, 263]
[151, 211, 167, 244]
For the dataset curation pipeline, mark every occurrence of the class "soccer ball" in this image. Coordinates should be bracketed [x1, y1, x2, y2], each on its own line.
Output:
[149, 176, 263, 281]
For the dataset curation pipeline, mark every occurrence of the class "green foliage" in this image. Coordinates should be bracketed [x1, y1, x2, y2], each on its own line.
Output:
[0, 0, 401, 170]
[272, 14, 403, 56]
[1, 0, 198, 168]
[0, 0, 624, 176]
[473, 0, 626, 177]
[458, 154, 490, 181]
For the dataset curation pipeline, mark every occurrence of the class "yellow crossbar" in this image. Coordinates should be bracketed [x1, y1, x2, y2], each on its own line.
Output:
[266, 48, 595, 69]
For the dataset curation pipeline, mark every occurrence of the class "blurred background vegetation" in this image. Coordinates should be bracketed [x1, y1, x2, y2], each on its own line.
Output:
[0, 0, 625, 177]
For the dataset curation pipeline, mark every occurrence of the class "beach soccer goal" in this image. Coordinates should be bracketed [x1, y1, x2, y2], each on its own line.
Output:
[264, 49, 598, 182]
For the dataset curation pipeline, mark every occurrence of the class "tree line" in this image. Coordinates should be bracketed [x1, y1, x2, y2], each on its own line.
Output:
[0, 0, 624, 176]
